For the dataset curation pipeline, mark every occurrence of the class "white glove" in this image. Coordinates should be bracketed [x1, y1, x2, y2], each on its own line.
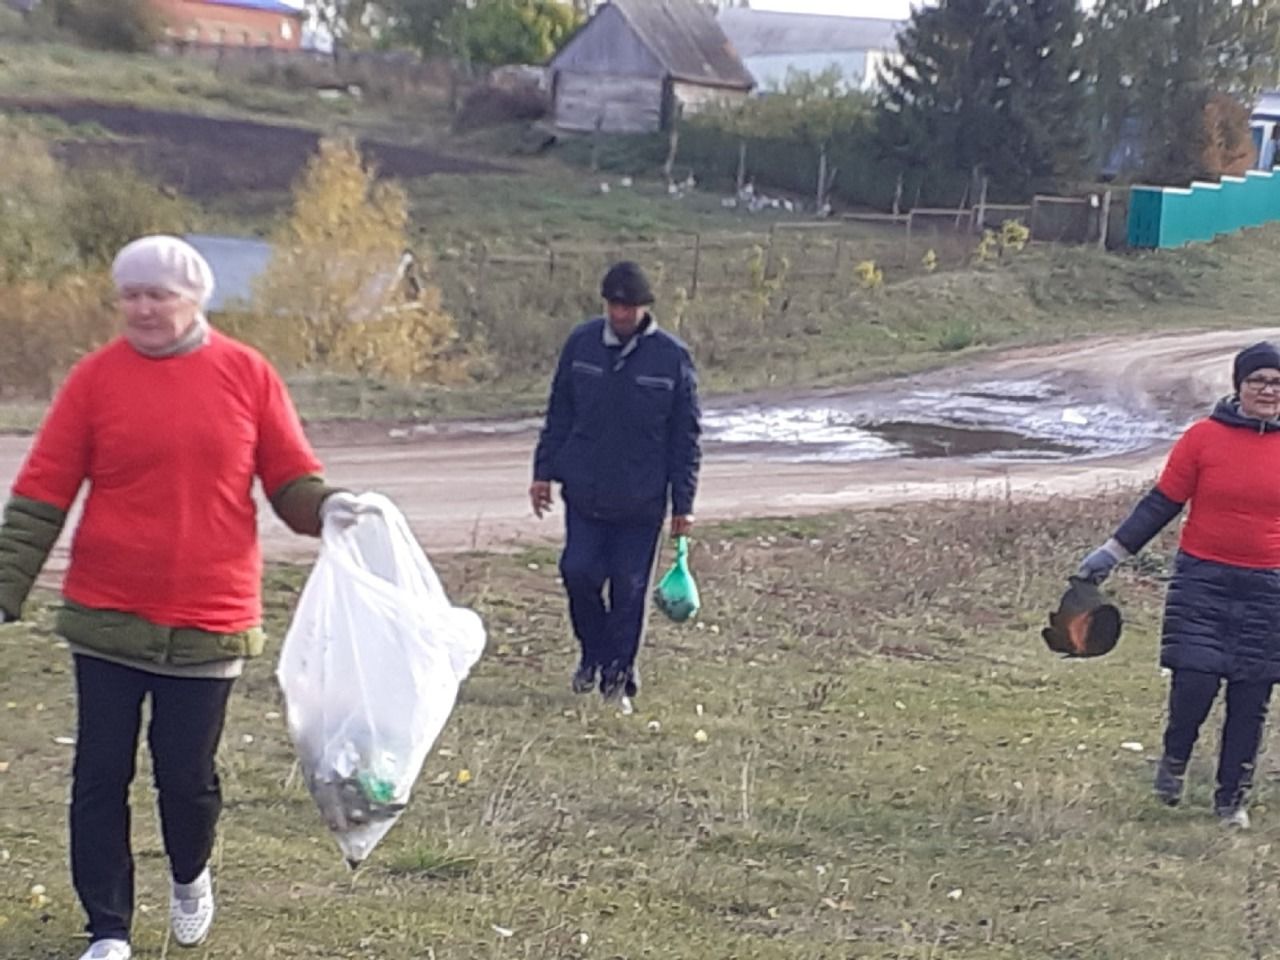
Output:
[320, 492, 377, 530]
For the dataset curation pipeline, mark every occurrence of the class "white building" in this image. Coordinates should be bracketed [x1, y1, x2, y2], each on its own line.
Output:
[717, 8, 904, 93]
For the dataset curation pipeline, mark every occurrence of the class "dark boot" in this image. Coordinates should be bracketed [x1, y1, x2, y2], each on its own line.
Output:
[1153, 755, 1187, 806]
[599, 665, 634, 715]
[571, 661, 597, 695]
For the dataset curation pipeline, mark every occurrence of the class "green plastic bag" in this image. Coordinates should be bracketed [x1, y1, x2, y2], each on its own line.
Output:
[655, 536, 700, 623]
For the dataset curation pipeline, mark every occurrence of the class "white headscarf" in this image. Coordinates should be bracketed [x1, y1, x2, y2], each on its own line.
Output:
[111, 235, 215, 308]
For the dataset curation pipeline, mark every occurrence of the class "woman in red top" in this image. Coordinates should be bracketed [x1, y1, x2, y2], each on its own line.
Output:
[1077, 341, 1280, 830]
[0, 237, 367, 960]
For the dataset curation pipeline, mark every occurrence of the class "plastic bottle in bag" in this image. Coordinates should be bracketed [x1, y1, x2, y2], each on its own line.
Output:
[277, 494, 485, 866]
[654, 535, 700, 622]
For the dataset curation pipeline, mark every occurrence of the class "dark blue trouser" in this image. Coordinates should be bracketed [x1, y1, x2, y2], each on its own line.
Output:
[71, 655, 234, 942]
[1163, 669, 1274, 809]
[559, 505, 663, 689]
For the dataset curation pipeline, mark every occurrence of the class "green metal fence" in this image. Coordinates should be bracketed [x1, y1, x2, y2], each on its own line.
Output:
[1128, 171, 1280, 248]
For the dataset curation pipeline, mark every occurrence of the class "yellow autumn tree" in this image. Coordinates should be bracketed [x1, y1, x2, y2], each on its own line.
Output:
[253, 138, 463, 383]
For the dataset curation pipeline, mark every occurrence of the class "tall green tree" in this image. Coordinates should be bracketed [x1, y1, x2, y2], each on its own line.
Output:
[878, 0, 1089, 198]
[453, 0, 580, 68]
[1087, 0, 1280, 184]
[999, 0, 1090, 183]
[302, 0, 388, 50]
[386, 0, 462, 57]
[696, 68, 872, 211]
[388, 0, 578, 67]
[765, 69, 873, 211]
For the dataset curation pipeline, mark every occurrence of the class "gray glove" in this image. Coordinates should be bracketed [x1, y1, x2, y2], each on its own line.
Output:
[1075, 538, 1130, 585]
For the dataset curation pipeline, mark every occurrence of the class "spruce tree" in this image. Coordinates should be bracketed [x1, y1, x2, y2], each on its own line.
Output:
[878, 0, 1089, 197]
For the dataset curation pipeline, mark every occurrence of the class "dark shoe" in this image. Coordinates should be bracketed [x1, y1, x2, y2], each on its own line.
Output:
[599, 668, 626, 700]
[599, 668, 635, 715]
[624, 665, 639, 698]
[1153, 755, 1186, 806]
[571, 662, 597, 694]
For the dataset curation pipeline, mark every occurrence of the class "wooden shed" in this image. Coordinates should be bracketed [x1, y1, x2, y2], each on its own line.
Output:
[549, 0, 755, 135]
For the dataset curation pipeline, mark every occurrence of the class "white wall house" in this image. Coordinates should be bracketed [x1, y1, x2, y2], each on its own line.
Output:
[717, 8, 905, 93]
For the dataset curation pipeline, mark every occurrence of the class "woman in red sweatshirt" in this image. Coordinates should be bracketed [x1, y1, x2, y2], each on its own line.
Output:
[1076, 341, 1280, 830]
[0, 236, 366, 960]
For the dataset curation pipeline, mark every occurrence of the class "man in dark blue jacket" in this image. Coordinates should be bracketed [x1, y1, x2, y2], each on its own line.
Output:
[530, 261, 702, 712]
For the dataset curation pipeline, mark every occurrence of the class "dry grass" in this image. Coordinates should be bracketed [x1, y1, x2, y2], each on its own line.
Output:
[3, 491, 1278, 958]
[280, 222, 1280, 424]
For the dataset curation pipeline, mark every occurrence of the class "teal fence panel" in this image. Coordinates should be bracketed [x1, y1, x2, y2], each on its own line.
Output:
[1127, 171, 1280, 248]
[1128, 187, 1164, 248]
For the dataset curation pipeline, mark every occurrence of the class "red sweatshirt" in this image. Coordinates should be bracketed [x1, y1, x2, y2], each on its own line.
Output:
[14, 332, 322, 631]
[1157, 418, 1280, 569]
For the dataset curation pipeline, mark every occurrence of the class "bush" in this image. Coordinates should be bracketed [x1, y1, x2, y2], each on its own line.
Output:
[937, 320, 977, 352]
[52, 0, 160, 53]
[255, 138, 469, 383]
[65, 165, 191, 268]
[454, 85, 548, 132]
[0, 274, 118, 397]
[1201, 93, 1255, 178]
[0, 120, 75, 283]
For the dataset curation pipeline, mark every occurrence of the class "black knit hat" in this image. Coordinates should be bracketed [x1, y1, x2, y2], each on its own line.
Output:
[600, 261, 654, 306]
[1233, 341, 1280, 391]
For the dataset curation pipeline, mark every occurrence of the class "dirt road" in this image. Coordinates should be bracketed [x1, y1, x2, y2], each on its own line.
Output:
[2, 327, 1275, 571]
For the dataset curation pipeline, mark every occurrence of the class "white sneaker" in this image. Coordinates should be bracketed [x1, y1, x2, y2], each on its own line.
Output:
[79, 940, 131, 960]
[1218, 806, 1251, 830]
[170, 866, 215, 947]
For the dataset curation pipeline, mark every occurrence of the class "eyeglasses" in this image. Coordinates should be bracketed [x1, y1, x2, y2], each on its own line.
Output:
[1243, 376, 1280, 392]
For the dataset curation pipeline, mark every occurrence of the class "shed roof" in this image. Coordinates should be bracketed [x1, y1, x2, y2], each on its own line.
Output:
[717, 8, 903, 57]
[560, 0, 753, 90]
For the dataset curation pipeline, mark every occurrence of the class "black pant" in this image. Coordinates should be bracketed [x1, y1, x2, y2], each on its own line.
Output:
[1163, 668, 1273, 809]
[558, 506, 663, 686]
[71, 655, 234, 942]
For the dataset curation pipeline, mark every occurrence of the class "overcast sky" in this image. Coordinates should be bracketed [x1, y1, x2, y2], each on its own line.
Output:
[749, 0, 915, 17]
[748, 0, 1096, 17]
[279, 0, 1095, 25]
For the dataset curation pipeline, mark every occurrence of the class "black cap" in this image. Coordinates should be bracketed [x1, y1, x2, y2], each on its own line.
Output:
[600, 261, 654, 306]
[1233, 341, 1280, 391]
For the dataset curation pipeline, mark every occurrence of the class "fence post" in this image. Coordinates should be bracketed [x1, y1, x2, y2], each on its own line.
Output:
[903, 213, 913, 269]
[548, 247, 557, 279]
[832, 237, 844, 282]
[974, 176, 989, 235]
[690, 232, 702, 300]
[763, 224, 777, 281]
[1098, 190, 1113, 251]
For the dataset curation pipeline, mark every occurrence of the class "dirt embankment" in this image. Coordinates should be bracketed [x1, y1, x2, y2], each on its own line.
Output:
[2, 98, 505, 198]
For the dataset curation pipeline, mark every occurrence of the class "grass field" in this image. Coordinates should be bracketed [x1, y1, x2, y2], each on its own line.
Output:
[0, 36, 443, 133]
[1, 224, 1274, 433]
[256, 224, 1280, 425]
[3, 491, 1278, 959]
[7, 36, 1280, 441]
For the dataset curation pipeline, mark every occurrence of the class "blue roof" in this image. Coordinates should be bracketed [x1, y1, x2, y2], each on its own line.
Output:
[197, 0, 303, 16]
[185, 234, 272, 312]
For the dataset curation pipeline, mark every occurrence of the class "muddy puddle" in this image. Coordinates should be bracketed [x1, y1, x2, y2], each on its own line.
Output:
[704, 378, 1180, 464]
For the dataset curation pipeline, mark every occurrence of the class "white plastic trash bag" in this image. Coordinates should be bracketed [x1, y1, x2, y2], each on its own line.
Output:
[276, 493, 485, 866]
